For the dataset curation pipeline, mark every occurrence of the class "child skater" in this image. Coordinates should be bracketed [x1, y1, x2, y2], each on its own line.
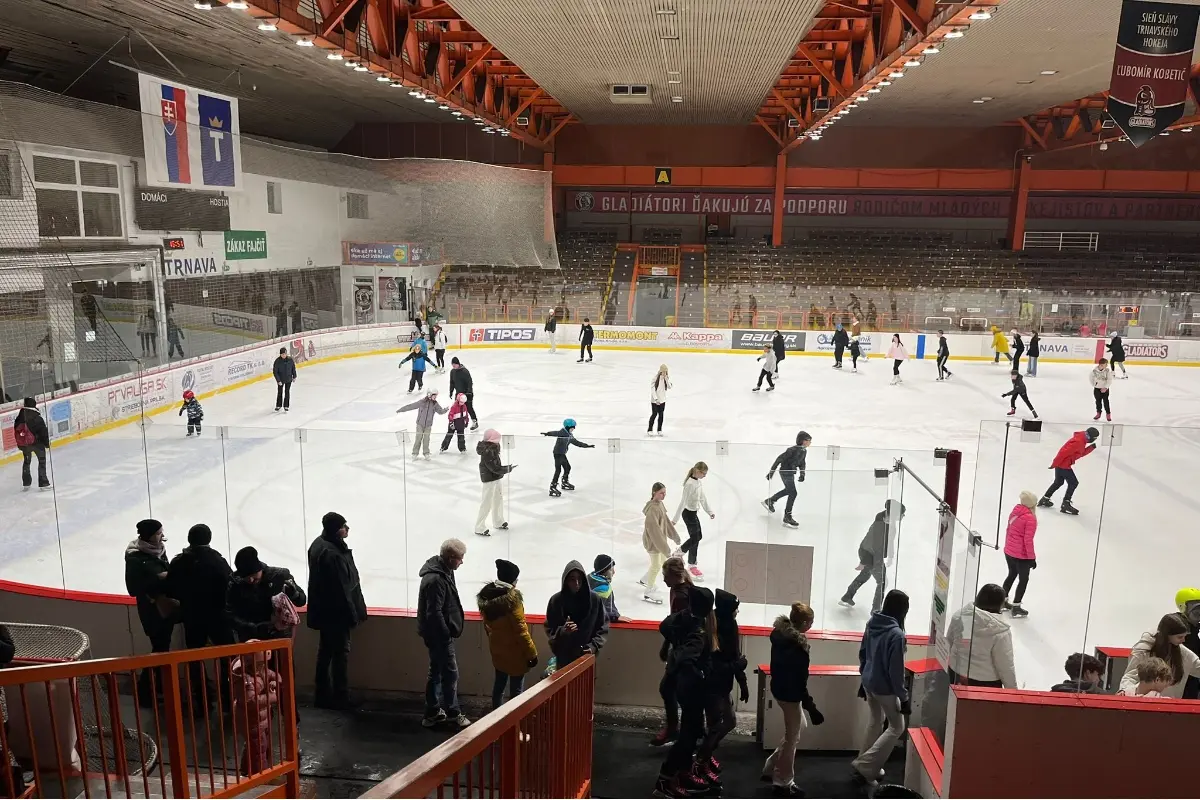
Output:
[399, 343, 433, 393]
[1001, 371, 1037, 418]
[439, 392, 470, 454]
[179, 390, 203, 437]
[762, 431, 811, 530]
[887, 334, 908, 385]
[1091, 358, 1114, 421]
[541, 418, 596, 497]
[849, 335, 862, 373]
[433, 324, 449, 373]
[753, 345, 777, 392]
[641, 482, 681, 605]
[936, 330, 953, 380]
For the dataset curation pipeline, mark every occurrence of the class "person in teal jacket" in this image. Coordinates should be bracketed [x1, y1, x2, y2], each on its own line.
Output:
[400, 344, 433, 392]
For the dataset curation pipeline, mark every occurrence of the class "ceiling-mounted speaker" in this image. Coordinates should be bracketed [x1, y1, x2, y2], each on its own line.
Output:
[813, 97, 831, 113]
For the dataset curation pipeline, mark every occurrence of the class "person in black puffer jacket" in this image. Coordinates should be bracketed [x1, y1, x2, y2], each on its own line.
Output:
[1026, 332, 1041, 377]
[166, 524, 234, 650]
[306, 512, 368, 709]
[653, 586, 717, 798]
[225, 547, 307, 642]
[762, 431, 811, 529]
[762, 602, 823, 796]
[448, 357, 478, 430]
[418, 539, 469, 728]
[13, 398, 50, 490]
[695, 589, 748, 780]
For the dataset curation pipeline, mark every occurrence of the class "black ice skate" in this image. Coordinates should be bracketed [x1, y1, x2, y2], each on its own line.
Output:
[561, 480, 576, 491]
[470, 421, 479, 431]
[838, 595, 855, 608]
[586, 357, 592, 362]
[782, 516, 799, 529]
[761, 498, 775, 513]
[1060, 500, 1080, 515]
[766, 386, 775, 392]
[577, 358, 584, 363]
[476, 529, 491, 537]
[1037, 497, 1054, 508]
[549, 485, 562, 497]
[499, 522, 509, 530]
[1010, 604, 1029, 618]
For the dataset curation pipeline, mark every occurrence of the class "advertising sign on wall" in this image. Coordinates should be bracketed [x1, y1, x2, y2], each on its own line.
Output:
[468, 326, 536, 343]
[810, 332, 875, 353]
[345, 242, 409, 265]
[731, 330, 805, 351]
[378, 276, 408, 311]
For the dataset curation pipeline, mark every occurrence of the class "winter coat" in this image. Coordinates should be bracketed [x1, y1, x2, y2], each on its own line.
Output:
[231, 655, 279, 776]
[772, 333, 786, 362]
[136, 314, 154, 335]
[768, 442, 807, 481]
[1004, 504, 1037, 560]
[642, 499, 681, 557]
[1011, 334, 1025, 360]
[650, 374, 671, 404]
[226, 565, 307, 642]
[1119, 632, 1200, 698]
[711, 590, 748, 698]
[859, 612, 907, 701]
[447, 399, 470, 431]
[477, 581, 538, 676]
[449, 365, 474, 396]
[1090, 366, 1113, 390]
[579, 324, 594, 343]
[660, 609, 711, 705]
[587, 571, 622, 623]
[769, 615, 819, 713]
[305, 532, 368, 631]
[477, 440, 513, 483]
[167, 318, 184, 343]
[1001, 375, 1029, 398]
[399, 397, 447, 428]
[434, 329, 449, 350]
[1051, 431, 1095, 469]
[165, 545, 232, 628]
[849, 338, 862, 357]
[417, 555, 465, 645]
[673, 476, 713, 522]
[178, 398, 203, 422]
[544, 316, 557, 333]
[938, 336, 950, 358]
[13, 407, 50, 448]
[400, 350, 433, 373]
[886, 342, 909, 360]
[273, 356, 296, 384]
[757, 350, 778, 372]
[859, 510, 897, 560]
[545, 561, 608, 667]
[832, 329, 850, 350]
[542, 427, 594, 456]
[946, 604, 1017, 688]
[670, 583, 691, 614]
[125, 543, 169, 601]
[1108, 336, 1126, 361]
[991, 327, 1008, 353]
[1027, 334, 1040, 358]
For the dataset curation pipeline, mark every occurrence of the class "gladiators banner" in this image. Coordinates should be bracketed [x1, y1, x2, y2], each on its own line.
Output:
[1107, 0, 1200, 147]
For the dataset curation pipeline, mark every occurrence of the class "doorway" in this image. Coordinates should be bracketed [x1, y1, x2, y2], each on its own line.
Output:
[634, 276, 675, 327]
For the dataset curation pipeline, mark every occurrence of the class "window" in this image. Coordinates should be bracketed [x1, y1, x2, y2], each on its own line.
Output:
[0, 150, 20, 200]
[32, 154, 122, 238]
[346, 191, 369, 220]
[267, 181, 283, 214]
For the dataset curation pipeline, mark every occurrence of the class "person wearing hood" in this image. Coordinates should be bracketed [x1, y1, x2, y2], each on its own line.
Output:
[1118, 613, 1200, 698]
[399, 344, 434, 393]
[167, 523, 234, 651]
[13, 397, 50, 490]
[762, 431, 811, 530]
[754, 346, 777, 391]
[772, 330, 786, 378]
[762, 602, 823, 796]
[478, 559, 538, 709]
[475, 429, 515, 537]
[1001, 371, 1037, 418]
[848, 335, 863, 373]
[653, 586, 717, 798]
[1050, 652, 1105, 694]
[991, 326, 1010, 364]
[541, 418, 595, 497]
[1009, 330, 1025, 372]
[432, 323, 449, 372]
[126, 519, 176, 703]
[946, 584, 1017, 689]
[448, 357, 478, 431]
[641, 482, 681, 605]
[272, 347, 297, 412]
[1037, 427, 1099, 516]
[306, 512, 368, 709]
[544, 311, 558, 353]
[648, 365, 671, 436]
[418, 539, 469, 728]
[1026, 332, 1040, 377]
[440, 393, 471, 454]
[226, 546, 307, 642]
[398, 389, 448, 461]
[696, 589, 747, 780]
[831, 323, 850, 369]
[1107, 331, 1127, 378]
[1090, 358, 1114, 422]
[1175, 588, 1200, 699]
[545, 561, 608, 669]
[840, 500, 905, 612]
[1002, 492, 1038, 618]
[852, 589, 910, 785]
[935, 330, 952, 381]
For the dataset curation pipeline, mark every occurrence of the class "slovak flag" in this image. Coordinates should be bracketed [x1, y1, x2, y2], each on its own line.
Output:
[138, 73, 243, 191]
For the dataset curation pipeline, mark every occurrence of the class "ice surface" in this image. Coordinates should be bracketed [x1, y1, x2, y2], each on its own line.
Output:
[4, 345, 1199, 692]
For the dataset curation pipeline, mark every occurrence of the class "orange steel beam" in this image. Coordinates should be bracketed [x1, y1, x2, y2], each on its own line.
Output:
[506, 88, 543, 124]
[1037, 112, 1200, 154]
[411, 2, 458, 18]
[1017, 117, 1048, 150]
[816, 2, 872, 17]
[317, 0, 362, 37]
[755, 115, 786, 147]
[769, 88, 807, 126]
[796, 44, 847, 97]
[542, 114, 575, 146]
[888, 0, 928, 30]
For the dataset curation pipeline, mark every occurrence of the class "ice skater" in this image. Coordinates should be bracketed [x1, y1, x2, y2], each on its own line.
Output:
[398, 389, 447, 460]
[400, 344, 434, 393]
[991, 326, 1010, 365]
[761, 431, 810, 529]
[448, 357, 479, 431]
[475, 429, 515, 537]
[177, 390, 203, 437]
[1001, 371, 1037, 417]
[167, 315, 185, 359]
[273, 347, 296, 412]
[440, 393, 470, 454]
[831, 323, 849, 369]
[850, 316, 868, 362]
[887, 334, 908, 385]
[1037, 427, 1099, 516]
[1010, 330, 1025, 372]
[545, 312, 558, 353]
[649, 365, 671, 436]
[578, 317, 594, 362]
[1026, 332, 1040, 377]
[839, 499, 905, 612]
[640, 482, 681, 605]
[541, 418, 596, 497]
[753, 345, 777, 392]
[432, 324, 449, 373]
[1108, 332, 1128, 379]
[1090, 358, 1113, 421]
[1002, 492, 1038, 619]
[849, 336, 862, 373]
[936, 330, 952, 381]
[673, 462, 715, 581]
[772, 330, 786, 378]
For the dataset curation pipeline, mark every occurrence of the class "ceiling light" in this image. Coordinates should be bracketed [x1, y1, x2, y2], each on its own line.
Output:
[354, 64, 369, 72]
[969, 8, 993, 20]
[889, 70, 905, 78]
[295, 37, 314, 47]
[499, 130, 510, 136]
[327, 52, 343, 61]
[1017, 79, 1034, 85]
[904, 57, 922, 67]
[257, 20, 277, 30]
[944, 29, 965, 38]
[837, 109, 850, 116]
[878, 80, 892, 86]
[482, 127, 494, 133]
[1161, 130, 1171, 136]
[438, 103, 449, 109]
[344, 60, 358, 68]
[408, 89, 421, 96]
[376, 75, 391, 82]
[193, 0, 213, 8]
[390, 81, 404, 88]
[856, 94, 869, 101]
[474, 119, 485, 125]
[972, 99, 986, 104]
[1183, 127, 1194, 132]
[423, 96, 436, 103]
[656, 8, 677, 14]
[922, 46, 940, 55]
[661, 35, 680, 41]
[809, 134, 822, 140]
[451, 110, 463, 116]
[868, 87, 881, 94]
[671, 96, 683, 102]
[980, 96, 993, 101]
[668, 78, 681, 84]
[226, 0, 249, 8]
[1040, 69, 1057, 75]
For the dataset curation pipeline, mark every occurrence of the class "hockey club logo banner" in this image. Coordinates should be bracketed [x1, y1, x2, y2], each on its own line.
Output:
[469, 327, 536, 343]
[1107, 0, 1200, 147]
[138, 73, 244, 190]
[732, 330, 804, 351]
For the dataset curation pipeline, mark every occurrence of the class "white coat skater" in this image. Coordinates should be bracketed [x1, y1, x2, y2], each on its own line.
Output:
[753, 346, 778, 392]
[648, 365, 671, 436]
[433, 325, 450, 373]
[886, 334, 909, 385]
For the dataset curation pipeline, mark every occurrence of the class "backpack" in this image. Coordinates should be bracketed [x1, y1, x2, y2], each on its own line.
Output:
[13, 420, 35, 447]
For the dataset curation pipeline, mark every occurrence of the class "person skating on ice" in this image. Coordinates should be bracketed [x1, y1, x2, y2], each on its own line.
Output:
[771, 330, 786, 379]
[1001, 371, 1037, 418]
[449, 357, 479, 431]
[1001, 491, 1038, 619]
[474, 429, 514, 537]
[839, 500, 905, 611]
[1107, 332, 1128, 378]
[399, 344, 434, 393]
[272, 347, 297, 412]
[440, 393, 470, 454]
[762, 431, 811, 530]
[178, 390, 203, 437]
[991, 326, 1010, 365]
[1090, 358, 1114, 421]
[545, 311, 558, 353]
[1009, 330, 1025, 373]
[1037, 426, 1099, 516]
[578, 317, 595, 362]
[673, 463, 715, 581]
[1026, 332, 1040, 377]
[886, 334, 908, 385]
[432, 324, 449, 373]
[849, 335, 862, 373]
[831, 323, 849, 369]
[397, 389, 447, 460]
[649, 365, 671, 436]
[935, 330, 952, 380]
[641, 482, 682, 605]
[542, 418, 595, 497]
[850, 316, 868, 361]
[753, 346, 777, 392]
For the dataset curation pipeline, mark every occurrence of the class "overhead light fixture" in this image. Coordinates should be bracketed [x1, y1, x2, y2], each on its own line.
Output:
[837, 109, 850, 116]
[257, 20, 277, 30]
[344, 59, 358, 68]
[671, 96, 683, 102]
[1017, 79, 1034, 85]
[904, 57, 922, 67]
[193, 0, 213, 8]
[1040, 69, 1057, 75]
[856, 94, 869, 101]
[1183, 127, 1194, 132]
[376, 75, 391, 82]
[390, 81, 404, 88]
[668, 77, 681, 84]
[661, 35, 680, 41]
[1161, 130, 1171, 136]
[980, 96, 993, 101]
[408, 89, 421, 96]
[295, 37, 315, 47]
[226, 0, 249, 8]
[878, 80, 892, 86]
[327, 52, 343, 61]
[969, 8, 993, 20]
[353, 64, 369, 72]
[438, 103, 449, 109]
[451, 110, 463, 116]
[889, 70, 905, 78]
[922, 46, 940, 55]
[810, 134, 822, 140]
[656, 8, 677, 14]
[499, 129, 510, 136]
[482, 127, 494, 133]
[944, 29, 965, 38]
[972, 99, 986, 104]
[423, 96, 436, 103]
[868, 87, 881, 94]
[474, 119, 485, 125]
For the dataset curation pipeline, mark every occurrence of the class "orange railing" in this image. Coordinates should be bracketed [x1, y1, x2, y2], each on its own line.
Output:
[363, 655, 595, 799]
[0, 639, 298, 799]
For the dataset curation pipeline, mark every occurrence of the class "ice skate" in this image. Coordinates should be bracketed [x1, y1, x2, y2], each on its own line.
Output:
[889, 376, 899, 385]
[586, 357, 592, 362]
[1037, 497, 1053, 508]
[21, 486, 28, 492]
[1106, 413, 1112, 421]
[766, 385, 775, 392]
[1060, 500, 1080, 516]
[1093, 412, 1101, 420]
[470, 421, 479, 431]
[274, 407, 281, 412]
[650, 728, 676, 749]
[761, 498, 776, 513]
[476, 529, 491, 537]
[1006, 409, 1015, 416]
[38, 484, 51, 492]
[577, 358, 584, 363]
[561, 479, 575, 491]
[687, 565, 704, 581]
[186, 431, 194, 437]
[936, 377, 943, 382]
[752, 387, 760, 392]
[423, 453, 431, 461]
[852, 367, 857, 373]
[782, 515, 799, 529]
[642, 592, 663, 605]
[284, 407, 290, 412]
[549, 485, 562, 497]
[498, 522, 508, 530]
[1010, 604, 1029, 618]
[838, 595, 855, 608]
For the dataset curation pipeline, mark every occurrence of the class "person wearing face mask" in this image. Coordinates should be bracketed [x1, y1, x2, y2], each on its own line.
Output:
[1175, 588, 1200, 699]
[762, 431, 811, 530]
[1118, 613, 1200, 698]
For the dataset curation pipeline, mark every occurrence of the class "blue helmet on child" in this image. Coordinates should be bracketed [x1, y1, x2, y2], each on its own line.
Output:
[563, 418, 576, 429]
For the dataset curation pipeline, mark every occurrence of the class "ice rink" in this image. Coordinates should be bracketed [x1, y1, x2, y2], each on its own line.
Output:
[4, 342, 1200, 691]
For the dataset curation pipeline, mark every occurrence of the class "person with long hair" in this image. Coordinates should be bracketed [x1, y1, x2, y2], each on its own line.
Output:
[641, 483, 681, 605]
[649, 365, 671, 436]
[673, 463, 714, 581]
[945, 584, 1017, 689]
[651, 557, 694, 750]
[886, 334, 908, 385]
[762, 602, 823, 797]
[1118, 613, 1200, 698]
[852, 589, 910, 786]
[696, 590, 747, 783]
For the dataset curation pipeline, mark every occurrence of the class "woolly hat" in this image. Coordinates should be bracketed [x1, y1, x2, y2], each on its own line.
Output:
[322, 511, 347, 535]
[484, 429, 501, 443]
[187, 523, 212, 546]
[136, 519, 163, 541]
[451, 357, 461, 365]
[496, 559, 520, 584]
[1019, 491, 1039, 510]
[689, 586, 715, 617]
[1085, 427, 1100, 442]
[593, 554, 614, 574]
[22, 397, 35, 408]
[234, 546, 264, 577]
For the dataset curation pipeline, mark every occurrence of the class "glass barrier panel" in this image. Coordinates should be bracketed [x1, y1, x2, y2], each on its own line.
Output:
[144, 416, 229, 559]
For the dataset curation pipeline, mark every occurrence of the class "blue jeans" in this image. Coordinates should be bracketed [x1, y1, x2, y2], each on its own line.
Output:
[492, 670, 525, 710]
[1026, 356, 1038, 376]
[424, 639, 460, 717]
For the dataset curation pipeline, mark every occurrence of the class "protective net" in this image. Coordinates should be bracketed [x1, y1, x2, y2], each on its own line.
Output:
[0, 79, 558, 398]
